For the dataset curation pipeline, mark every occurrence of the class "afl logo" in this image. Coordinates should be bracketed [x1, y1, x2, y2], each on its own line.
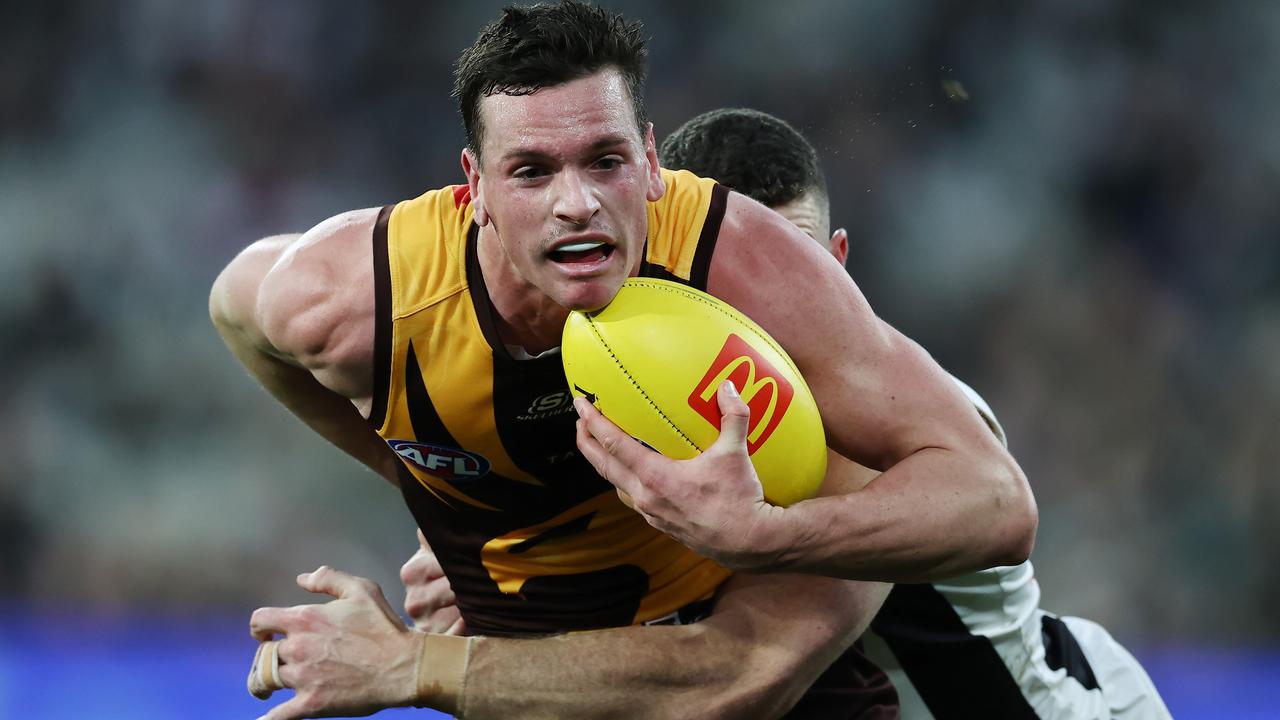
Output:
[388, 441, 490, 482]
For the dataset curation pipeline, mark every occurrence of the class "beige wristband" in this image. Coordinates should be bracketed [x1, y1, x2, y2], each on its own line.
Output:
[414, 633, 475, 715]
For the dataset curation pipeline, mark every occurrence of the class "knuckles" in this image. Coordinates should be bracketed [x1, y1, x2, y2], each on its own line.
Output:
[403, 598, 430, 620]
[600, 432, 624, 456]
[405, 581, 456, 621]
[399, 556, 426, 585]
[249, 607, 271, 631]
[404, 589, 440, 618]
[250, 606, 284, 636]
[292, 606, 320, 629]
[281, 635, 311, 663]
[355, 577, 381, 598]
[308, 565, 334, 587]
[399, 552, 443, 585]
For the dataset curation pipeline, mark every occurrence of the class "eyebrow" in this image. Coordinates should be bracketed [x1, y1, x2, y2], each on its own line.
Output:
[499, 134, 634, 164]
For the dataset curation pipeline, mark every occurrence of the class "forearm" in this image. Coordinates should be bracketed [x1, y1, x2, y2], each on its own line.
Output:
[268, 562, 887, 719]
[768, 448, 1036, 582]
[462, 626, 743, 719]
[686, 196, 1036, 583]
[456, 575, 889, 720]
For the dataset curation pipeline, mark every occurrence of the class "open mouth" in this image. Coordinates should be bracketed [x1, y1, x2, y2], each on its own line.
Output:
[548, 240, 615, 265]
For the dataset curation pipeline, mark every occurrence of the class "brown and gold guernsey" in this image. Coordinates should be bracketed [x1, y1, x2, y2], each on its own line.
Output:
[367, 169, 733, 636]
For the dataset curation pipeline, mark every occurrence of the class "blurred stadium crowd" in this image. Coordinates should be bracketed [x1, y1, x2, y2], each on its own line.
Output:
[2, 0, 1277, 652]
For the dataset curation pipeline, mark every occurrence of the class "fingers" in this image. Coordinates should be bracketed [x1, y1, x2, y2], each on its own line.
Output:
[402, 541, 461, 632]
[247, 639, 284, 700]
[400, 546, 445, 588]
[574, 397, 651, 497]
[401, 532, 448, 622]
[575, 416, 640, 499]
[711, 380, 751, 454]
[247, 641, 268, 696]
[615, 488, 636, 510]
[404, 577, 459, 630]
[414, 606, 464, 635]
[250, 606, 293, 642]
[258, 566, 403, 637]
[259, 695, 308, 720]
[296, 565, 377, 600]
[445, 615, 468, 636]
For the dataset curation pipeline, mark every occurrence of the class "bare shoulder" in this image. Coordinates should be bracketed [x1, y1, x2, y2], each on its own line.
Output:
[255, 208, 381, 398]
[209, 234, 296, 327]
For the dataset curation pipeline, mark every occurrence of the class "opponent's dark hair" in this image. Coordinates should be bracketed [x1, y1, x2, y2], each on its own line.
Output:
[454, 1, 649, 157]
[659, 108, 827, 208]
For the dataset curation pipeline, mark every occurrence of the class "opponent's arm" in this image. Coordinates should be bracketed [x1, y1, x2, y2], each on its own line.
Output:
[580, 193, 1036, 582]
[251, 564, 888, 720]
[209, 214, 399, 483]
[390, 447, 888, 718]
[464, 573, 885, 719]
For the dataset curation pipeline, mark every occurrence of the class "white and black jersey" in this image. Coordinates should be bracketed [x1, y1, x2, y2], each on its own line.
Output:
[862, 379, 1170, 719]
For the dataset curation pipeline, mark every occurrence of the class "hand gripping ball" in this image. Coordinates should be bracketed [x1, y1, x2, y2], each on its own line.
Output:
[562, 278, 826, 506]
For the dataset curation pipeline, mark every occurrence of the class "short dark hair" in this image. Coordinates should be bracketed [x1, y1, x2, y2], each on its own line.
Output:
[659, 108, 826, 208]
[453, 1, 649, 157]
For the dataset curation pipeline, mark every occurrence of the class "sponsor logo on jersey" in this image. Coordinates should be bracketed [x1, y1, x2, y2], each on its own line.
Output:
[688, 333, 793, 454]
[517, 390, 576, 421]
[388, 440, 490, 481]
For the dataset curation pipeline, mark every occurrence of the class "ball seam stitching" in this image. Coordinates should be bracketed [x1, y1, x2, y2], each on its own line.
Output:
[622, 279, 804, 378]
[583, 314, 703, 453]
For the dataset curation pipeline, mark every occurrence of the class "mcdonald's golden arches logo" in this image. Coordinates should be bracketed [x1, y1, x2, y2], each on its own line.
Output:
[687, 334, 794, 454]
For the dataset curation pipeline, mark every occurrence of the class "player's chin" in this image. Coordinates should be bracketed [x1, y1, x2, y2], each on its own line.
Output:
[556, 277, 625, 312]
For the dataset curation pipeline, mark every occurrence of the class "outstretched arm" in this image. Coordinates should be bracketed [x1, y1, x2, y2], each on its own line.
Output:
[250, 564, 889, 720]
[209, 217, 399, 483]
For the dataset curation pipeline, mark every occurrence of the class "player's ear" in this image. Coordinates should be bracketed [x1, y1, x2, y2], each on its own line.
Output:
[829, 228, 849, 267]
[643, 123, 666, 202]
[461, 147, 489, 226]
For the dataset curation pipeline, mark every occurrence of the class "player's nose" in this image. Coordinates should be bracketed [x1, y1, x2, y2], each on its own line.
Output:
[552, 169, 600, 225]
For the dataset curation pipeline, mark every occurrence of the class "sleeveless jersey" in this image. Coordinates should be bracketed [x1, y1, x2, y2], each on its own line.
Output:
[367, 169, 733, 636]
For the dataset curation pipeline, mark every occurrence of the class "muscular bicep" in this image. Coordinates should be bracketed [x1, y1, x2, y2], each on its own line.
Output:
[209, 234, 300, 355]
[255, 208, 380, 406]
[211, 215, 400, 483]
[706, 193, 1001, 470]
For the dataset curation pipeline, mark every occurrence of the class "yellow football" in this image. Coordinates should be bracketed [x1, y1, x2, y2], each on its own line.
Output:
[562, 278, 826, 506]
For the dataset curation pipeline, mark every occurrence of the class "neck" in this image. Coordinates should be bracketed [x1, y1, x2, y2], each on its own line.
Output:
[477, 225, 570, 355]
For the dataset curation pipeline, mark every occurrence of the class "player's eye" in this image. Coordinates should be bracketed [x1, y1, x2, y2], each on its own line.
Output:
[594, 156, 623, 171]
[513, 166, 548, 181]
